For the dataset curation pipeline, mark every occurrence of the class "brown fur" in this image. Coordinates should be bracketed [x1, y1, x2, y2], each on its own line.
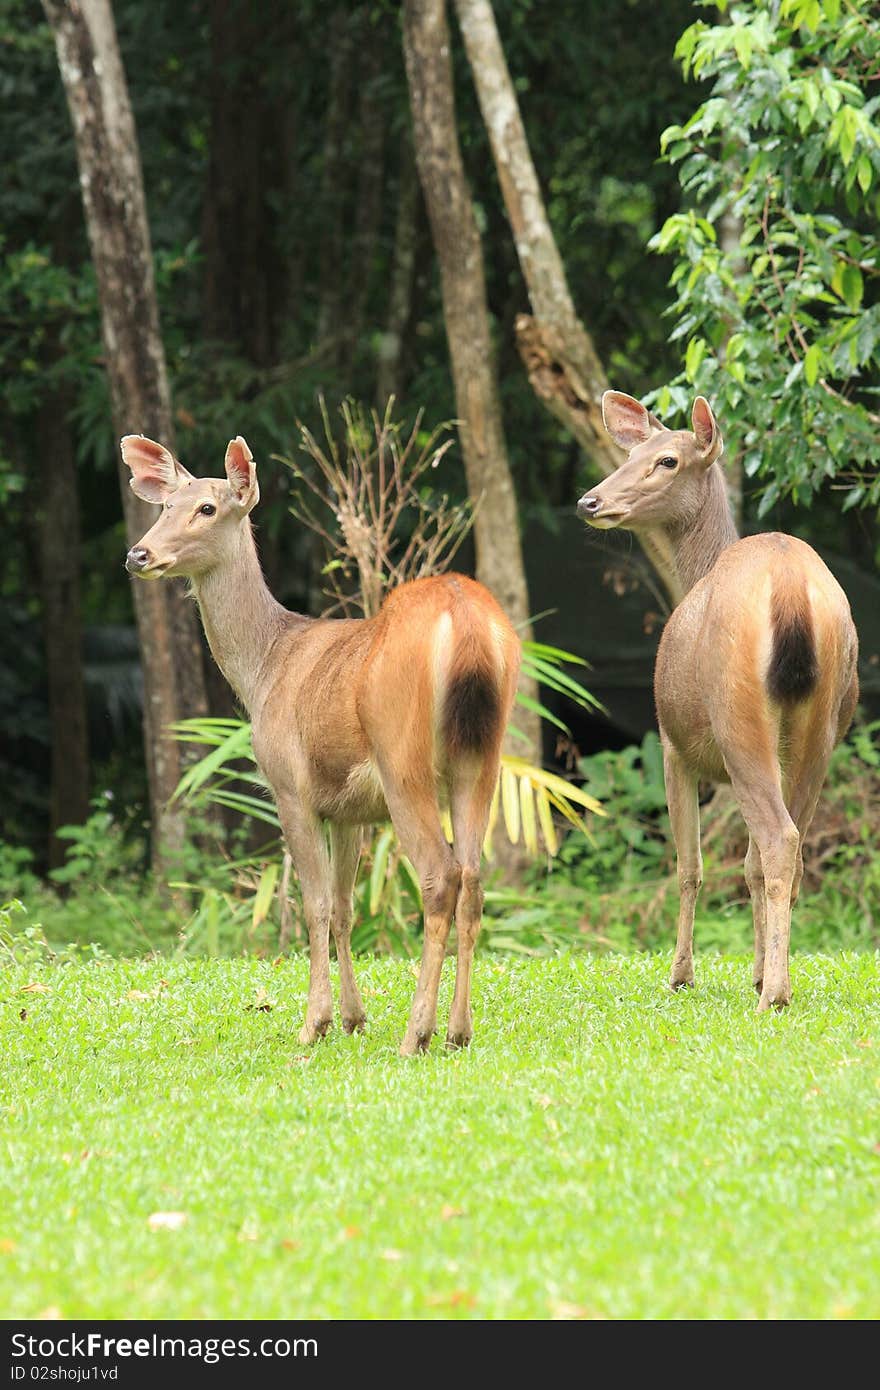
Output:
[580, 394, 858, 1011]
[122, 434, 520, 1054]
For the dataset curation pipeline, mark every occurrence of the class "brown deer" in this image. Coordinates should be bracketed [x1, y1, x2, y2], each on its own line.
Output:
[578, 392, 858, 1011]
[122, 433, 519, 1054]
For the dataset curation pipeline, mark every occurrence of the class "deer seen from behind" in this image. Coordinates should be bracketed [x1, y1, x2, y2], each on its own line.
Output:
[578, 392, 858, 1012]
[122, 433, 520, 1055]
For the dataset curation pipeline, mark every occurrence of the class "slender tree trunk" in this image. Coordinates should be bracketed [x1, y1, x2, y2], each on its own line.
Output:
[42, 0, 209, 867]
[454, 0, 681, 606]
[719, 207, 745, 529]
[402, 0, 540, 762]
[376, 134, 421, 408]
[316, 7, 356, 357]
[342, 21, 386, 374]
[37, 382, 90, 868]
[202, 0, 280, 367]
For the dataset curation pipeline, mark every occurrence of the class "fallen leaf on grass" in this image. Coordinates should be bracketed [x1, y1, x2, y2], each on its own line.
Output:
[124, 984, 168, 1002]
[381, 1248, 404, 1262]
[550, 1301, 604, 1320]
[147, 1211, 188, 1232]
[0, 1239, 16, 1255]
[426, 1290, 476, 1309]
[245, 988, 275, 1013]
[440, 1204, 465, 1221]
[19, 982, 49, 995]
[342, 1225, 362, 1240]
[37, 1307, 63, 1321]
[280, 1239, 300, 1251]
[534, 1094, 555, 1110]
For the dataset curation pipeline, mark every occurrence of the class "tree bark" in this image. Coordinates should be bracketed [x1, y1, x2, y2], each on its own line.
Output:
[402, 0, 540, 761]
[316, 7, 356, 358]
[42, 0, 209, 867]
[342, 18, 386, 375]
[719, 206, 745, 530]
[202, 0, 281, 367]
[37, 381, 90, 868]
[453, 0, 681, 606]
[376, 134, 421, 408]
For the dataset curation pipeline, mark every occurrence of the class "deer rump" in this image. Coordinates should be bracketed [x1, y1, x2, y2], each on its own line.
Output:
[258, 573, 515, 826]
[655, 533, 856, 786]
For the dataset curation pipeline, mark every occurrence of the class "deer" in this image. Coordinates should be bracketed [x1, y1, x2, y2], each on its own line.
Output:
[578, 392, 859, 1013]
[121, 433, 520, 1055]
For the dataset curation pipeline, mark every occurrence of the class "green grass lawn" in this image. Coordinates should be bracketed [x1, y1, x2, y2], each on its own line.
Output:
[1, 951, 878, 1319]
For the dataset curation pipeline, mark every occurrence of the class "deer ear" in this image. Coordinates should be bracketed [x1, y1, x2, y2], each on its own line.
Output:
[691, 396, 723, 466]
[225, 436, 259, 512]
[121, 435, 193, 503]
[601, 391, 659, 450]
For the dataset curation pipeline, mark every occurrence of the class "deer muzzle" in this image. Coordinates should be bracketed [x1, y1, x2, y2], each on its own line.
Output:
[577, 492, 626, 528]
[125, 545, 175, 577]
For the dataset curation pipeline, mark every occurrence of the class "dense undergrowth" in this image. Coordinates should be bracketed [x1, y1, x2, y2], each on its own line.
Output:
[2, 722, 878, 966]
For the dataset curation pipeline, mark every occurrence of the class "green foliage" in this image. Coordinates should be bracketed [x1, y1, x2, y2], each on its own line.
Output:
[1, 953, 878, 1317]
[654, 0, 880, 511]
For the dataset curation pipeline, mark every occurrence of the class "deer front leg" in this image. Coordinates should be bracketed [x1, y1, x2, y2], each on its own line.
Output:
[662, 740, 702, 991]
[329, 823, 366, 1035]
[277, 795, 333, 1044]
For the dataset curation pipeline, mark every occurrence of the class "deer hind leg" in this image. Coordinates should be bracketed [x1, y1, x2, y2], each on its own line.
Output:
[724, 756, 799, 1012]
[446, 756, 499, 1049]
[277, 794, 334, 1045]
[378, 768, 460, 1056]
[662, 738, 702, 991]
[329, 823, 366, 1035]
[745, 837, 767, 993]
[784, 718, 837, 911]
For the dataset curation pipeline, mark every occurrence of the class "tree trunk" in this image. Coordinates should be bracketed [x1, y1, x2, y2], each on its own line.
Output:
[37, 382, 90, 868]
[202, 0, 281, 367]
[316, 6, 356, 359]
[453, 0, 681, 606]
[342, 19, 386, 375]
[719, 206, 745, 530]
[376, 134, 421, 408]
[402, 0, 540, 761]
[42, 0, 209, 868]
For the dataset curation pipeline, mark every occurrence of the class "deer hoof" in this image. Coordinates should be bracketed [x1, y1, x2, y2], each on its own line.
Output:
[298, 1016, 332, 1045]
[342, 1013, 366, 1036]
[756, 991, 790, 1014]
[399, 1030, 432, 1058]
[445, 1030, 472, 1050]
[668, 976, 695, 992]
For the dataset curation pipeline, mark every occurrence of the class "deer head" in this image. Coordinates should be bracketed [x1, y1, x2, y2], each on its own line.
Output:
[122, 434, 259, 579]
[577, 392, 724, 532]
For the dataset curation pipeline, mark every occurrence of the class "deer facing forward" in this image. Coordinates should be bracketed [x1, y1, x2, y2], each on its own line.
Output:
[579, 392, 858, 1012]
[122, 433, 519, 1054]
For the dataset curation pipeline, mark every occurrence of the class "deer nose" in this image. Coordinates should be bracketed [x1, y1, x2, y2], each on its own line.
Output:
[577, 494, 602, 519]
[126, 546, 150, 573]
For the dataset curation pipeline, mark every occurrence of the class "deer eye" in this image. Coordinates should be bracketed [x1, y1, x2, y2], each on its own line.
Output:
[656, 456, 678, 470]
[199, 503, 216, 517]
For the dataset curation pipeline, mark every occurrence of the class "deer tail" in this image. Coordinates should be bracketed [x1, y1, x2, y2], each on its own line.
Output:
[441, 588, 511, 758]
[766, 580, 818, 704]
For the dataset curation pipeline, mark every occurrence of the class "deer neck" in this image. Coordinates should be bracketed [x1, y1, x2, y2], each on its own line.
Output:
[190, 522, 288, 713]
[662, 463, 739, 596]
